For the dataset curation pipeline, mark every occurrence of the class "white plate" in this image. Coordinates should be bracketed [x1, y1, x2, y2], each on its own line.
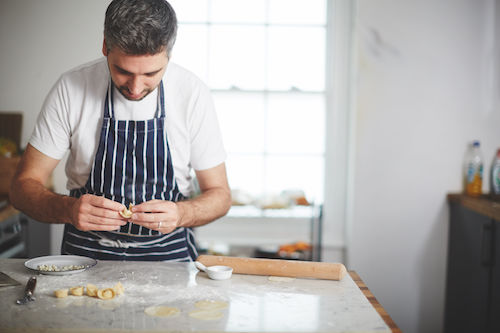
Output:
[24, 255, 97, 275]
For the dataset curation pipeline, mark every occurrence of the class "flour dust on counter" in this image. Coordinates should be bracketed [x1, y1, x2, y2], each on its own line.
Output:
[145, 305, 181, 317]
[0, 259, 391, 332]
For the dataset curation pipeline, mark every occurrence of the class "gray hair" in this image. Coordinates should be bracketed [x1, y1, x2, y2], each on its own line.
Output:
[104, 0, 177, 55]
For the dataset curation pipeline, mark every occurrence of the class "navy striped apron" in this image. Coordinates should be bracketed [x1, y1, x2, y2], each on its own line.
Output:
[61, 80, 198, 261]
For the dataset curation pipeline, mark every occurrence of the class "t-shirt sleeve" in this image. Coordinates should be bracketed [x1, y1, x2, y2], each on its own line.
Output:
[29, 75, 71, 160]
[188, 83, 227, 171]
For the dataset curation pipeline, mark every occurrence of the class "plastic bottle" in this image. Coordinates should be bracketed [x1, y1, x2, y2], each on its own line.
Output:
[490, 148, 500, 200]
[464, 140, 483, 197]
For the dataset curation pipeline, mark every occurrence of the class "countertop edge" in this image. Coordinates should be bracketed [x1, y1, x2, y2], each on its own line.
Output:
[349, 271, 401, 333]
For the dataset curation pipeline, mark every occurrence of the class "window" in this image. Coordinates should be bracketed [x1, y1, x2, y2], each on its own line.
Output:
[169, 0, 327, 205]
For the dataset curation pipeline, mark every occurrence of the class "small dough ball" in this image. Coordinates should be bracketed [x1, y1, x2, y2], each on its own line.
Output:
[97, 288, 115, 300]
[113, 282, 124, 295]
[54, 289, 68, 298]
[86, 284, 98, 297]
[144, 306, 180, 317]
[70, 286, 84, 296]
[119, 204, 134, 219]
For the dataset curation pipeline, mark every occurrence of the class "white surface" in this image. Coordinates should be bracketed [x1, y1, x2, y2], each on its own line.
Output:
[349, 1, 500, 333]
[24, 255, 97, 276]
[0, 259, 390, 332]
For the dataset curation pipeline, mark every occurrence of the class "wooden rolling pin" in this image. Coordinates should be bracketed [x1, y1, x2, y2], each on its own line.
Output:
[196, 255, 347, 281]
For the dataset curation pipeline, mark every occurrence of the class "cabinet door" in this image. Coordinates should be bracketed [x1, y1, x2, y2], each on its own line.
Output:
[445, 203, 492, 333]
[489, 219, 500, 333]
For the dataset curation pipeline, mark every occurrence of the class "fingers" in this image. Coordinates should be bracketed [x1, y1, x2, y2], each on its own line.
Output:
[130, 200, 180, 233]
[84, 194, 127, 211]
[71, 194, 128, 231]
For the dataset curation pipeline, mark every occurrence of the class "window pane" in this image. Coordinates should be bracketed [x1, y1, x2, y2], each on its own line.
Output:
[267, 27, 325, 91]
[268, 0, 326, 25]
[226, 155, 264, 196]
[265, 155, 324, 203]
[209, 26, 266, 89]
[211, 0, 267, 24]
[169, 0, 208, 22]
[173, 24, 208, 82]
[213, 92, 266, 154]
[266, 93, 325, 154]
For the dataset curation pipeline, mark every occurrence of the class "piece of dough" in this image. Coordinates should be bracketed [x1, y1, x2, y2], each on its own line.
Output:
[194, 300, 228, 310]
[54, 289, 68, 298]
[268, 276, 296, 282]
[113, 282, 124, 295]
[86, 284, 98, 297]
[189, 309, 224, 320]
[119, 204, 134, 219]
[70, 286, 84, 296]
[144, 306, 180, 317]
[97, 288, 115, 300]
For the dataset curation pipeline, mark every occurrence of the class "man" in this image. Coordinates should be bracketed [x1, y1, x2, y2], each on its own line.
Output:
[9, 0, 231, 261]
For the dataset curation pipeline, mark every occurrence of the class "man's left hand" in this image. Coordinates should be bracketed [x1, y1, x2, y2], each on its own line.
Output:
[129, 199, 183, 234]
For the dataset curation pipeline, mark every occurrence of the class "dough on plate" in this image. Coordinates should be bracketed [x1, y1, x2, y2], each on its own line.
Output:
[144, 306, 180, 317]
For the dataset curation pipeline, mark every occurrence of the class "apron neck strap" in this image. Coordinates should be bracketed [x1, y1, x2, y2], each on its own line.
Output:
[104, 80, 165, 119]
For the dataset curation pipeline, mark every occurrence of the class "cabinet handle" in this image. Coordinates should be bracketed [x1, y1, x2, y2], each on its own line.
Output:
[480, 223, 494, 266]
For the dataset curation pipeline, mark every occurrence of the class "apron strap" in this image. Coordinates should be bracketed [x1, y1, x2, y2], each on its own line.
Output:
[105, 80, 165, 119]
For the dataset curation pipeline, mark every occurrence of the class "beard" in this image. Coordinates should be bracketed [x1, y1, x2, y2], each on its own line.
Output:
[117, 85, 154, 101]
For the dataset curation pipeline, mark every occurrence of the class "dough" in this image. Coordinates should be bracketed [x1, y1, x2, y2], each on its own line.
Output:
[144, 306, 180, 317]
[53, 282, 123, 300]
[268, 276, 296, 282]
[189, 300, 228, 321]
[119, 204, 134, 219]
[70, 286, 84, 296]
[86, 284, 98, 297]
[113, 282, 124, 295]
[97, 288, 115, 300]
[189, 309, 224, 320]
[194, 300, 228, 310]
[54, 289, 68, 298]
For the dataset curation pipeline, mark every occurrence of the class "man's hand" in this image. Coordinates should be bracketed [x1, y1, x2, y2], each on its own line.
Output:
[70, 194, 128, 231]
[129, 163, 231, 234]
[129, 199, 182, 234]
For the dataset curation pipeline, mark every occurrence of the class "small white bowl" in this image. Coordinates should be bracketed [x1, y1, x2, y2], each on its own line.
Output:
[195, 261, 233, 280]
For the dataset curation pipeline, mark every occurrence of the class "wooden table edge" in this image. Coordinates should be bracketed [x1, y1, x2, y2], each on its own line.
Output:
[349, 271, 402, 333]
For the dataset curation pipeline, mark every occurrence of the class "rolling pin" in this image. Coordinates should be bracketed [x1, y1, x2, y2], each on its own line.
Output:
[196, 255, 347, 281]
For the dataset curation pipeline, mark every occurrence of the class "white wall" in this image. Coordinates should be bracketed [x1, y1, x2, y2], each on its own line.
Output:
[349, 1, 500, 333]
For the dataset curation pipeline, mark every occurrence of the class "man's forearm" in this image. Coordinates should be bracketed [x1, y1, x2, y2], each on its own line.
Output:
[10, 178, 75, 224]
[177, 187, 231, 228]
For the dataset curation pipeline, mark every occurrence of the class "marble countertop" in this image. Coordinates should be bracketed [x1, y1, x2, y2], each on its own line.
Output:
[0, 258, 390, 333]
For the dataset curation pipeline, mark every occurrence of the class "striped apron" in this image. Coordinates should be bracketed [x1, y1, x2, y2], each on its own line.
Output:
[61, 80, 198, 261]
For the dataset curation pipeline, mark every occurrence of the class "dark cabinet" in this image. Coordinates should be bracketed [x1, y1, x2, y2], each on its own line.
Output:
[445, 195, 500, 333]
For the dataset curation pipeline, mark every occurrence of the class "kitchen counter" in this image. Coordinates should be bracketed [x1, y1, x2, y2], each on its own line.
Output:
[0, 258, 395, 333]
[447, 193, 500, 221]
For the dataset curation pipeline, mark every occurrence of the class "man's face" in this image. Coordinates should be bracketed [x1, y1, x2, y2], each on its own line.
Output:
[103, 42, 168, 101]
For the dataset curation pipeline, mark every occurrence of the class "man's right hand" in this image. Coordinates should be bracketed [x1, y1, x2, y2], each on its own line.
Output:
[70, 194, 128, 231]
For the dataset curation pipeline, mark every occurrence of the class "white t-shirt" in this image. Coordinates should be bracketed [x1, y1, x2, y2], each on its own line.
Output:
[30, 58, 226, 197]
